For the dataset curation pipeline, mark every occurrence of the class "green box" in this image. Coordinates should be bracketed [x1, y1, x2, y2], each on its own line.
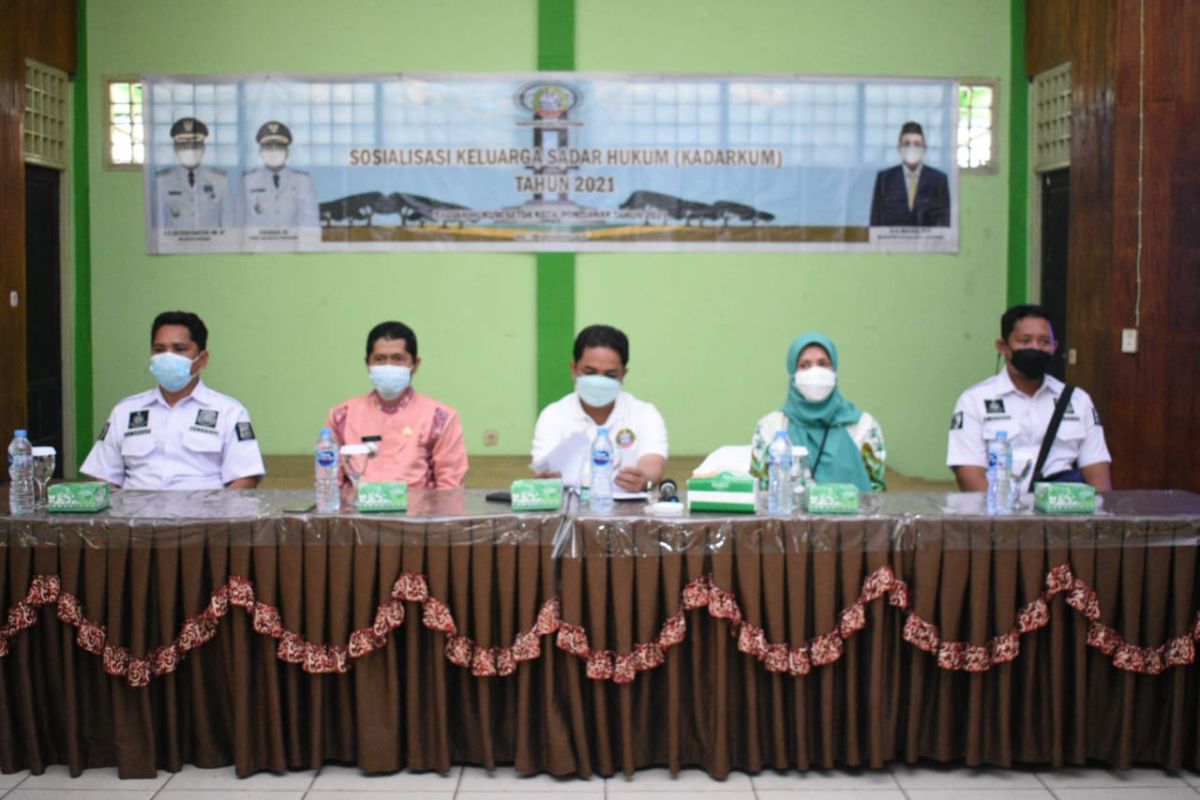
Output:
[1034, 481, 1096, 514]
[48, 482, 110, 513]
[687, 471, 756, 513]
[807, 483, 861, 514]
[356, 481, 408, 512]
[511, 478, 563, 511]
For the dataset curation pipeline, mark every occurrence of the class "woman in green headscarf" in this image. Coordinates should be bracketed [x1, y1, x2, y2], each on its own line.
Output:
[750, 332, 887, 492]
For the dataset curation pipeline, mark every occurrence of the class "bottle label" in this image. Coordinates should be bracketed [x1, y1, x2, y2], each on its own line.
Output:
[592, 451, 612, 468]
[316, 450, 337, 468]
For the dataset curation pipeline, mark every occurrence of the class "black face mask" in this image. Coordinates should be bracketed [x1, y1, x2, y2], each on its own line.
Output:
[1010, 348, 1053, 380]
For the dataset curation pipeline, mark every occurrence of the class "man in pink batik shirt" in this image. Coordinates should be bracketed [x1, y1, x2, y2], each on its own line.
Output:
[325, 321, 468, 488]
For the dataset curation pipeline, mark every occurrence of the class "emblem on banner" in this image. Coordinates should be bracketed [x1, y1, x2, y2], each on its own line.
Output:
[516, 82, 580, 119]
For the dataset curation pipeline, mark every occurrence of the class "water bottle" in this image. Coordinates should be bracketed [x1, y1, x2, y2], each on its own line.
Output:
[589, 426, 615, 513]
[986, 430, 1013, 515]
[314, 427, 340, 513]
[7, 429, 35, 515]
[767, 430, 794, 515]
[791, 445, 810, 512]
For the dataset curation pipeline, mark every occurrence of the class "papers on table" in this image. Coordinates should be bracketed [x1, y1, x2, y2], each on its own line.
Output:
[532, 432, 590, 488]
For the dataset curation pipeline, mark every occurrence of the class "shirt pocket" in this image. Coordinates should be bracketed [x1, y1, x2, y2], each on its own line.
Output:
[119, 434, 157, 458]
[183, 430, 224, 456]
[980, 419, 1015, 443]
[1056, 420, 1086, 445]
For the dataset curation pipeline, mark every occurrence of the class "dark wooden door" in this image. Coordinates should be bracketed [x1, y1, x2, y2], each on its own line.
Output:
[25, 164, 63, 474]
[1040, 168, 1070, 380]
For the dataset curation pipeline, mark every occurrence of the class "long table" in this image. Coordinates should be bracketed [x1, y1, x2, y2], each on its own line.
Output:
[1, 489, 1198, 779]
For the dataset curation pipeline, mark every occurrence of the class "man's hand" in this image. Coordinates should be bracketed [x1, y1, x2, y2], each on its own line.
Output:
[533, 470, 562, 479]
[614, 466, 650, 493]
[226, 475, 261, 489]
[952, 465, 988, 492]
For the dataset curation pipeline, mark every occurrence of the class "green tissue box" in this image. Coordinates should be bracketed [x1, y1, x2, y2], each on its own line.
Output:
[511, 478, 563, 511]
[1034, 482, 1096, 514]
[687, 471, 755, 513]
[48, 482, 110, 513]
[807, 483, 861, 514]
[356, 482, 408, 512]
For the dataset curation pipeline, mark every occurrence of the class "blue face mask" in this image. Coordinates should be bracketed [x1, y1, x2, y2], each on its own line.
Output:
[576, 374, 621, 408]
[369, 364, 412, 401]
[149, 352, 198, 393]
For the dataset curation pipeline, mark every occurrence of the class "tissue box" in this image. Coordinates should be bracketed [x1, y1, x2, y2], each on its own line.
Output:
[356, 482, 408, 512]
[511, 478, 563, 511]
[687, 471, 755, 513]
[807, 483, 861, 514]
[1034, 482, 1096, 514]
[48, 482, 110, 513]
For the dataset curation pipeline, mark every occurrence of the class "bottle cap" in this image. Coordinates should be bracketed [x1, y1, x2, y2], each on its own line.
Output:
[14, 429, 26, 437]
[596, 426, 608, 435]
[319, 427, 332, 436]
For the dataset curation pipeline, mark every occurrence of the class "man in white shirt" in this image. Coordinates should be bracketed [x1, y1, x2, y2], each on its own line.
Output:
[81, 311, 265, 490]
[531, 324, 669, 492]
[947, 304, 1112, 491]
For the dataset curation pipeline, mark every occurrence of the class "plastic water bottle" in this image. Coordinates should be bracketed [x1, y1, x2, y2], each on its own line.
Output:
[7, 429, 35, 515]
[315, 427, 340, 513]
[767, 430, 794, 515]
[589, 426, 615, 513]
[986, 430, 1013, 515]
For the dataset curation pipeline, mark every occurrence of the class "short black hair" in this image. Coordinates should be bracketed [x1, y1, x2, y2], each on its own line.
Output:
[365, 321, 418, 360]
[151, 311, 207, 351]
[899, 121, 925, 140]
[573, 324, 629, 366]
[1001, 303, 1054, 341]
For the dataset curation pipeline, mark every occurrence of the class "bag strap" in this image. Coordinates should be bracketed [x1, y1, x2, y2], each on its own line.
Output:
[1032, 385, 1075, 484]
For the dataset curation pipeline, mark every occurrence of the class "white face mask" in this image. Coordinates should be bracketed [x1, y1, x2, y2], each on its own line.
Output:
[899, 145, 924, 167]
[260, 148, 287, 170]
[575, 375, 621, 408]
[793, 366, 837, 403]
[369, 365, 412, 401]
[176, 146, 204, 169]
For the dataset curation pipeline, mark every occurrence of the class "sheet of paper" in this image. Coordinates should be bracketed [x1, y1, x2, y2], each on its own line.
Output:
[533, 432, 591, 488]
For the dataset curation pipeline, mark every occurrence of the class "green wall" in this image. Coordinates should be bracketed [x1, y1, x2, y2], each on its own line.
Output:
[573, 0, 1013, 479]
[86, 0, 1013, 480]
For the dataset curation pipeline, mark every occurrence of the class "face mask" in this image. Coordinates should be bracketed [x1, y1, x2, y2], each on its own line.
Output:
[1009, 348, 1053, 380]
[899, 145, 924, 167]
[176, 147, 204, 169]
[149, 352, 198, 393]
[793, 366, 837, 403]
[369, 365, 412, 401]
[576, 375, 621, 408]
[260, 148, 287, 169]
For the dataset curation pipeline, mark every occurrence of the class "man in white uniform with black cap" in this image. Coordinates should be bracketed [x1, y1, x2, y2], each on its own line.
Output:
[153, 117, 230, 230]
[81, 311, 265, 490]
[239, 120, 319, 243]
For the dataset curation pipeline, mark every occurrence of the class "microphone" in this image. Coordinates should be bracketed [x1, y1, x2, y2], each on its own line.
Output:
[657, 478, 679, 502]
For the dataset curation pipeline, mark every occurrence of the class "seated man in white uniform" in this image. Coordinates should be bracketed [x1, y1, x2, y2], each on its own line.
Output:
[81, 311, 265, 490]
[531, 324, 669, 493]
[947, 303, 1112, 492]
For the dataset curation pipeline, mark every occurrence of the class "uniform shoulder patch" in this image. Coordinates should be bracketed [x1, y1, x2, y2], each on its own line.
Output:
[949, 411, 963, 430]
[236, 421, 256, 441]
[98, 421, 110, 441]
[1092, 407, 1102, 426]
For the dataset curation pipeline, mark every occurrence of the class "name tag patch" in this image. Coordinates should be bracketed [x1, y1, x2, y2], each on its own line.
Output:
[129, 410, 149, 429]
[984, 399, 1005, 414]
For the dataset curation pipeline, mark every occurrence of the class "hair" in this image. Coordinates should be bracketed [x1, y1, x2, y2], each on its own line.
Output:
[365, 321, 418, 360]
[151, 311, 208, 351]
[573, 324, 629, 366]
[899, 121, 925, 140]
[1001, 303, 1054, 341]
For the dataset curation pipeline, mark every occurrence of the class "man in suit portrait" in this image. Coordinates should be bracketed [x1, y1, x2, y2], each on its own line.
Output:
[869, 121, 950, 227]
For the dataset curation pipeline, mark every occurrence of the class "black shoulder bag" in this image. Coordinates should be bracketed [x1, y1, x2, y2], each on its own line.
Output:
[1032, 385, 1076, 484]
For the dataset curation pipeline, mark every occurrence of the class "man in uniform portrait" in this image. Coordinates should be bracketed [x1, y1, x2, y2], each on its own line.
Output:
[238, 121, 319, 243]
[153, 117, 231, 230]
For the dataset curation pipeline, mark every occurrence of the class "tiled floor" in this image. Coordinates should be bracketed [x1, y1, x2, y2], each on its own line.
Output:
[1, 763, 1198, 799]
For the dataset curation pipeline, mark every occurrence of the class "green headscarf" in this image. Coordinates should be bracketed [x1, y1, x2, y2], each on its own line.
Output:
[781, 332, 872, 491]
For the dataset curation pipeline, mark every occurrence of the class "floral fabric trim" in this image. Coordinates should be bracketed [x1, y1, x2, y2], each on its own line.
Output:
[0, 563, 1195, 687]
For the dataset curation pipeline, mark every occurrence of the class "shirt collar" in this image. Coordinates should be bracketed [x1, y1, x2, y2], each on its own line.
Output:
[148, 379, 212, 409]
[371, 386, 415, 414]
[572, 390, 625, 422]
[995, 367, 1062, 399]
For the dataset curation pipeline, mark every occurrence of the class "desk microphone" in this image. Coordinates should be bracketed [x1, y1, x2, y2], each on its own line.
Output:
[658, 478, 679, 502]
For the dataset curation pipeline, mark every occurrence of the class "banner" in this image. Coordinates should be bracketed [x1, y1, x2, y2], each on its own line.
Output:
[143, 73, 959, 254]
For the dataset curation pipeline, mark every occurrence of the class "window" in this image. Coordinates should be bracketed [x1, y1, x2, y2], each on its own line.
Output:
[25, 59, 70, 169]
[1032, 63, 1071, 172]
[957, 81, 997, 173]
[105, 77, 144, 168]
